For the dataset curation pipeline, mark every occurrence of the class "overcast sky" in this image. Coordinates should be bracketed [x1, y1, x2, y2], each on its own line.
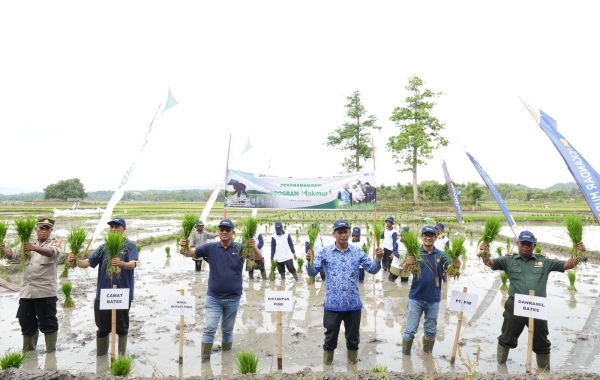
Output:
[1, 1, 599, 195]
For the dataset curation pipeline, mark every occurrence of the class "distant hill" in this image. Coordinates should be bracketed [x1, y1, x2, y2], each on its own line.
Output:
[546, 182, 578, 191]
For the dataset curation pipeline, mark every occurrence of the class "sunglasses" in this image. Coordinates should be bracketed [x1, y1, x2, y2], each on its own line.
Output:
[218, 227, 233, 233]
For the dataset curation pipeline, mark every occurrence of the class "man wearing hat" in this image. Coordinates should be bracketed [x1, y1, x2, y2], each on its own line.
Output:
[479, 231, 585, 371]
[68, 217, 138, 357]
[188, 220, 217, 272]
[389, 227, 410, 282]
[433, 223, 450, 252]
[349, 226, 367, 283]
[380, 216, 398, 272]
[402, 225, 461, 356]
[180, 219, 262, 361]
[306, 220, 384, 365]
[271, 221, 299, 281]
[2, 218, 63, 353]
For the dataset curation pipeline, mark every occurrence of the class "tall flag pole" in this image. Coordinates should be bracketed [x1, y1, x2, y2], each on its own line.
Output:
[439, 147, 464, 223]
[371, 136, 377, 260]
[464, 150, 518, 234]
[522, 101, 600, 226]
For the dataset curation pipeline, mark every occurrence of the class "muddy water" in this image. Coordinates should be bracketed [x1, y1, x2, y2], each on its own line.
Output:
[0, 222, 599, 376]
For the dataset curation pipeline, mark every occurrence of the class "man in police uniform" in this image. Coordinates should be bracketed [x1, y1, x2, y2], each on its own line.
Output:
[188, 220, 216, 272]
[479, 230, 585, 371]
[1, 218, 63, 352]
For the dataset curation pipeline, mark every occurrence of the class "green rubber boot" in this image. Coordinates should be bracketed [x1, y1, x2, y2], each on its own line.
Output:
[44, 332, 57, 353]
[118, 334, 128, 356]
[22, 332, 38, 351]
[536, 353, 550, 371]
[402, 339, 413, 355]
[201, 343, 213, 362]
[347, 350, 358, 364]
[323, 350, 334, 365]
[222, 342, 233, 351]
[497, 344, 510, 365]
[97, 336, 109, 356]
[422, 336, 435, 354]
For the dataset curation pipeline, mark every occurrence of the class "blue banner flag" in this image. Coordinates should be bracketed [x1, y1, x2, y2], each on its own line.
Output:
[465, 151, 517, 228]
[524, 103, 600, 225]
[440, 152, 464, 223]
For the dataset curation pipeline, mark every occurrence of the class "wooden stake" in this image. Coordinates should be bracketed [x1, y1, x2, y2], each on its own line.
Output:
[277, 285, 283, 370]
[450, 287, 468, 364]
[110, 284, 117, 365]
[223, 133, 232, 218]
[179, 289, 185, 364]
[526, 290, 535, 373]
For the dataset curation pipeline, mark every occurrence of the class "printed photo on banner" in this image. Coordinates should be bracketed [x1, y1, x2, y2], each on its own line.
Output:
[224, 169, 377, 210]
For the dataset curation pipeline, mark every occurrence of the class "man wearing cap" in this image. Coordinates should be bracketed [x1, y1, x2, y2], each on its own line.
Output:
[433, 223, 450, 252]
[479, 231, 585, 371]
[349, 226, 367, 283]
[389, 227, 410, 282]
[402, 225, 461, 355]
[68, 217, 138, 357]
[304, 223, 325, 282]
[180, 219, 262, 361]
[306, 220, 384, 365]
[188, 220, 216, 272]
[2, 218, 63, 353]
[380, 217, 397, 272]
[271, 221, 299, 281]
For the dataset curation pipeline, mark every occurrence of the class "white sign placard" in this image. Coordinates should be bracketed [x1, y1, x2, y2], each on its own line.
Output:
[264, 290, 293, 312]
[514, 294, 549, 320]
[99, 288, 130, 310]
[168, 295, 196, 316]
[449, 291, 479, 314]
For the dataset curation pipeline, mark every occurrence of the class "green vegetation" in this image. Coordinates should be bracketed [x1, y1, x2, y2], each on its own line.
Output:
[0, 221, 8, 259]
[445, 236, 466, 280]
[63, 226, 88, 277]
[165, 246, 171, 258]
[180, 214, 198, 254]
[235, 350, 259, 374]
[104, 231, 125, 280]
[43, 178, 87, 201]
[402, 231, 422, 279]
[373, 219, 384, 248]
[238, 217, 259, 266]
[567, 271, 577, 291]
[269, 260, 277, 281]
[61, 281, 75, 308]
[476, 217, 502, 263]
[297, 257, 304, 273]
[565, 215, 586, 263]
[0, 349, 28, 369]
[110, 355, 133, 376]
[14, 217, 37, 281]
[500, 272, 508, 291]
[369, 364, 388, 373]
[307, 223, 320, 285]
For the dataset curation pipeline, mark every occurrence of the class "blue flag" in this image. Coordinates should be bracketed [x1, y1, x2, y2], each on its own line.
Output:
[524, 103, 600, 225]
[465, 151, 517, 228]
[440, 155, 464, 223]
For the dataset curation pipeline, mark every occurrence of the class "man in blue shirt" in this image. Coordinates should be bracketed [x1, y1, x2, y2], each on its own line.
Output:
[306, 220, 383, 365]
[402, 225, 461, 355]
[181, 219, 262, 362]
[68, 217, 138, 357]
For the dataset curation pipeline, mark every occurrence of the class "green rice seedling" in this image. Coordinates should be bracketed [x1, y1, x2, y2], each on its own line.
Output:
[535, 245, 542, 255]
[500, 272, 508, 291]
[165, 246, 171, 258]
[496, 247, 503, 257]
[476, 217, 502, 264]
[444, 236, 466, 280]
[564, 215, 586, 263]
[295, 228, 300, 243]
[506, 237, 511, 254]
[238, 217, 259, 265]
[362, 245, 368, 254]
[180, 214, 198, 254]
[64, 226, 89, 275]
[370, 364, 388, 373]
[269, 260, 277, 281]
[14, 217, 37, 281]
[61, 281, 75, 308]
[104, 231, 125, 281]
[567, 271, 577, 291]
[236, 350, 259, 374]
[110, 355, 133, 377]
[0, 221, 9, 259]
[373, 218, 384, 249]
[0, 349, 28, 369]
[307, 223, 320, 285]
[296, 257, 304, 273]
[402, 230, 422, 279]
[136, 245, 142, 255]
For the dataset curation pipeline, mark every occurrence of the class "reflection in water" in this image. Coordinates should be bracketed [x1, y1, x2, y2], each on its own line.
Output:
[96, 355, 110, 375]
[44, 352, 57, 371]
[501, 289, 508, 308]
[569, 292, 577, 309]
[165, 258, 170, 267]
[22, 352, 40, 370]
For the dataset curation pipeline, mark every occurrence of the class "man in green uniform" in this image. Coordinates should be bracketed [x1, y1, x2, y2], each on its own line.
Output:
[479, 230, 585, 371]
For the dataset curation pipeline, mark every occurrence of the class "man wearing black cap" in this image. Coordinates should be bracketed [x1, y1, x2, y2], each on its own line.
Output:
[380, 217, 397, 272]
[68, 217, 138, 357]
[271, 221, 298, 281]
[188, 220, 216, 272]
[2, 218, 63, 353]
[349, 226, 367, 283]
[479, 231, 585, 371]
[181, 219, 262, 361]
[306, 220, 384, 365]
[434, 223, 450, 252]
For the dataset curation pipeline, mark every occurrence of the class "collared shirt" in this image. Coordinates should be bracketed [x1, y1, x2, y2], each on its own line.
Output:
[408, 246, 452, 302]
[88, 240, 138, 300]
[15, 237, 63, 299]
[195, 241, 245, 299]
[492, 254, 565, 297]
[307, 243, 381, 311]
[188, 230, 217, 247]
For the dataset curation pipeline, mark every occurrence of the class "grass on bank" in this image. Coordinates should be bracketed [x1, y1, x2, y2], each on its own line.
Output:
[110, 355, 133, 376]
[0, 349, 28, 369]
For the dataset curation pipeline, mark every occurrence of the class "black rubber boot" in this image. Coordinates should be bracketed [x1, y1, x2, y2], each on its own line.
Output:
[497, 344, 509, 365]
[402, 339, 413, 355]
[400, 277, 409, 282]
[248, 270, 254, 280]
[261, 270, 267, 280]
[195, 259, 202, 272]
[292, 272, 299, 281]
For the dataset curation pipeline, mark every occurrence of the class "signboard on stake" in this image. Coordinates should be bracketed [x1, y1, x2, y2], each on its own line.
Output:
[168, 295, 196, 317]
[514, 293, 549, 320]
[264, 290, 293, 312]
[100, 288, 130, 310]
[449, 291, 479, 314]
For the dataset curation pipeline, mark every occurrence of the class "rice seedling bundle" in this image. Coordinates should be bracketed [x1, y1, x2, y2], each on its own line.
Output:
[505, 237, 511, 254]
[180, 214, 198, 254]
[235, 350, 259, 374]
[500, 272, 508, 291]
[165, 246, 171, 257]
[444, 236, 466, 280]
[496, 247, 503, 257]
[66, 226, 88, 270]
[0, 221, 9, 259]
[402, 230, 422, 279]
[306, 223, 320, 284]
[476, 217, 502, 263]
[136, 245, 142, 255]
[534, 246, 542, 255]
[296, 257, 304, 273]
[564, 215, 586, 263]
[239, 217, 258, 261]
[61, 281, 75, 308]
[105, 231, 125, 281]
[14, 217, 37, 280]
[0, 349, 28, 370]
[110, 355, 133, 377]
[373, 219, 384, 248]
[362, 245, 368, 254]
[269, 260, 277, 281]
[370, 365, 388, 373]
[567, 271, 577, 291]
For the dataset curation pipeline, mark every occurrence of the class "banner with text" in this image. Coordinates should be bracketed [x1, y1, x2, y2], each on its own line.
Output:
[224, 169, 376, 209]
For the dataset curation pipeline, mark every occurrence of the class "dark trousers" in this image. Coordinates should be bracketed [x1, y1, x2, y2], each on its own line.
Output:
[17, 297, 58, 335]
[498, 296, 551, 354]
[382, 249, 392, 271]
[277, 259, 297, 276]
[248, 260, 266, 279]
[94, 300, 132, 338]
[323, 309, 361, 351]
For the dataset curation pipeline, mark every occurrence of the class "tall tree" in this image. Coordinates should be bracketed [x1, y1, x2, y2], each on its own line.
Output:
[43, 178, 87, 201]
[325, 90, 381, 171]
[386, 75, 448, 205]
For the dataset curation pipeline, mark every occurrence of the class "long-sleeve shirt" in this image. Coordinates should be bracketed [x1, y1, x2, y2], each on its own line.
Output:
[15, 237, 63, 299]
[408, 246, 451, 302]
[381, 228, 398, 251]
[306, 243, 381, 311]
[188, 230, 216, 247]
[88, 239, 138, 300]
[271, 232, 295, 261]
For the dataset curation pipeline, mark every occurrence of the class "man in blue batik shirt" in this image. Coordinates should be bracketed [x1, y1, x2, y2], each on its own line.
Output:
[306, 220, 383, 365]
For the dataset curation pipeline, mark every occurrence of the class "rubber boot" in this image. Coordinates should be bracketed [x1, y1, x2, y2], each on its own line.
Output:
[536, 353, 550, 371]
[97, 336, 109, 356]
[281, 273, 286, 280]
[222, 342, 232, 351]
[261, 270, 267, 280]
[402, 339, 413, 355]
[118, 334, 127, 356]
[347, 350, 358, 364]
[45, 332, 57, 353]
[33, 331, 39, 349]
[323, 350, 334, 365]
[497, 344, 510, 365]
[422, 336, 435, 353]
[292, 272, 299, 281]
[248, 270, 254, 280]
[400, 277, 409, 282]
[195, 259, 202, 272]
[22, 332, 38, 351]
[201, 342, 213, 362]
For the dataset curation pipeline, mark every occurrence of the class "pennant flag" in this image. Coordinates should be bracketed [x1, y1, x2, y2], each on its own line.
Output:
[465, 151, 517, 228]
[161, 86, 178, 114]
[240, 136, 252, 156]
[523, 102, 600, 226]
[439, 148, 464, 223]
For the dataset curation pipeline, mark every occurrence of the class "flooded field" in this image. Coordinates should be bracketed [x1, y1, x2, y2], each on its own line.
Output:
[0, 218, 599, 377]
